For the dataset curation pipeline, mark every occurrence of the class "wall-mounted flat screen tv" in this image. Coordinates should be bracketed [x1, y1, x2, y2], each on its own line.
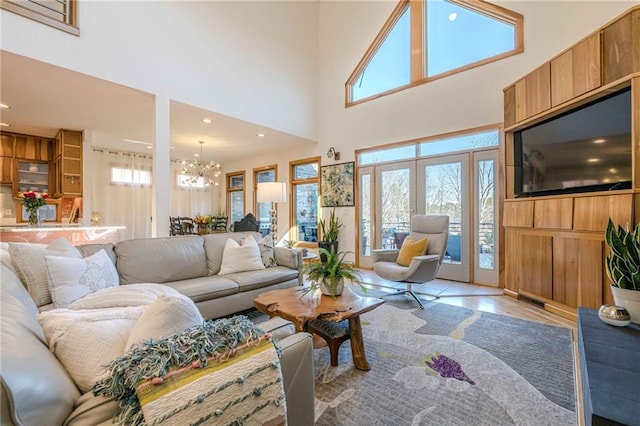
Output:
[514, 87, 632, 197]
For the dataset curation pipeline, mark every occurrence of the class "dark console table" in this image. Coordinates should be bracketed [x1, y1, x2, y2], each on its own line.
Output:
[577, 308, 640, 426]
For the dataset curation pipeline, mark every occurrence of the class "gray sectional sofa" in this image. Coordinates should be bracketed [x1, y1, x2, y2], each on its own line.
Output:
[0, 232, 315, 425]
[83, 231, 303, 319]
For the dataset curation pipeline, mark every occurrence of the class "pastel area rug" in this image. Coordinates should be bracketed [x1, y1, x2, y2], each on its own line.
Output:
[312, 291, 576, 426]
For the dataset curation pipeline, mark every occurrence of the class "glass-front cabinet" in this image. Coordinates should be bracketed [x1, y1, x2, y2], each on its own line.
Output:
[14, 160, 51, 195]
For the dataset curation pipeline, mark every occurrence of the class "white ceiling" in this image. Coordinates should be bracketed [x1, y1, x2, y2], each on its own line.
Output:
[0, 50, 317, 163]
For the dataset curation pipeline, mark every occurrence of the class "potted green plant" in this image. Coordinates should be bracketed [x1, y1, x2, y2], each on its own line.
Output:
[318, 208, 343, 261]
[303, 247, 365, 296]
[604, 218, 640, 323]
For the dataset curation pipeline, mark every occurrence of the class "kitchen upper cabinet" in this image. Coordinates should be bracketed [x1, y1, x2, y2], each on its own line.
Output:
[56, 129, 83, 197]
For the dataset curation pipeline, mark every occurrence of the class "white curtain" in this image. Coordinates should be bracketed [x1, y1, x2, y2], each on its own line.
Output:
[90, 149, 220, 239]
[90, 149, 153, 240]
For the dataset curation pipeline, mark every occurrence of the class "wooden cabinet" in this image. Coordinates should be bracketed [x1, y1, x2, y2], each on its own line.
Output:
[514, 63, 551, 122]
[56, 129, 83, 196]
[517, 233, 553, 299]
[503, 193, 632, 319]
[0, 133, 13, 183]
[1, 129, 83, 200]
[551, 33, 601, 106]
[602, 10, 640, 85]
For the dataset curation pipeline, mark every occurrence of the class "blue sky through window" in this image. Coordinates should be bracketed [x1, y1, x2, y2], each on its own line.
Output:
[353, 7, 410, 101]
[350, 0, 518, 102]
[427, 0, 515, 76]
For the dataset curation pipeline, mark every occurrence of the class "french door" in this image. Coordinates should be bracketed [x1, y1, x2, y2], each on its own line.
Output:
[417, 153, 470, 282]
[357, 150, 499, 286]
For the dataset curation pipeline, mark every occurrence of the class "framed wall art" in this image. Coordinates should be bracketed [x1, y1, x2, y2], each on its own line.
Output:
[321, 161, 355, 207]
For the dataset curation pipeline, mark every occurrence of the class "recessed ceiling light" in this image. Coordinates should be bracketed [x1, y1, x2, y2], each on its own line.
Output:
[587, 158, 600, 163]
[257, 133, 265, 138]
[593, 139, 606, 144]
[0, 104, 10, 109]
[202, 118, 212, 124]
[448, 12, 457, 21]
[0, 123, 10, 127]
[609, 168, 617, 173]
[146, 146, 153, 149]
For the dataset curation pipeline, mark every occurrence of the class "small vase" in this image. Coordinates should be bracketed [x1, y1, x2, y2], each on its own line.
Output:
[610, 285, 640, 324]
[27, 208, 40, 227]
[320, 277, 344, 296]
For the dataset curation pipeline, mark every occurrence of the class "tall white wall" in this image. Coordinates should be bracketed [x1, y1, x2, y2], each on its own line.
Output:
[227, 0, 638, 258]
[0, 1, 319, 141]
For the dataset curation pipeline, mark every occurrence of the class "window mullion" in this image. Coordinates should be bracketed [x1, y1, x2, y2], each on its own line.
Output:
[410, 0, 424, 82]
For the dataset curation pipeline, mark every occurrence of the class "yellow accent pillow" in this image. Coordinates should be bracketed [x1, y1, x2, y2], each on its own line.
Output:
[396, 236, 429, 267]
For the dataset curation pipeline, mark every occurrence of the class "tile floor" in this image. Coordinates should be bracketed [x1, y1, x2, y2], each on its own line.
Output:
[357, 269, 503, 298]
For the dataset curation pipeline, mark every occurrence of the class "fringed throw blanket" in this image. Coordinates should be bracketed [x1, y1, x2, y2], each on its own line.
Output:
[93, 316, 286, 426]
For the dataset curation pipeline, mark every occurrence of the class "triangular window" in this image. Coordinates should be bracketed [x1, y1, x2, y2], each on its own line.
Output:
[353, 6, 411, 101]
[347, 0, 523, 106]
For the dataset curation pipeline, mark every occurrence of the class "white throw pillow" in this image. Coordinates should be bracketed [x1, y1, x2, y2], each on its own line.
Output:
[68, 283, 181, 310]
[219, 236, 266, 275]
[258, 235, 277, 268]
[45, 249, 119, 308]
[38, 306, 144, 393]
[9, 239, 82, 307]
[125, 294, 204, 351]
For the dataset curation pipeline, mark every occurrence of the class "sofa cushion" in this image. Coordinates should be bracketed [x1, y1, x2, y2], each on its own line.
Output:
[219, 236, 265, 275]
[45, 249, 119, 308]
[203, 232, 261, 275]
[63, 392, 117, 426]
[115, 236, 207, 284]
[68, 283, 181, 310]
[258, 235, 277, 268]
[125, 294, 203, 351]
[162, 275, 239, 302]
[38, 307, 144, 393]
[223, 266, 299, 292]
[1, 291, 80, 426]
[9, 239, 82, 307]
[76, 243, 116, 265]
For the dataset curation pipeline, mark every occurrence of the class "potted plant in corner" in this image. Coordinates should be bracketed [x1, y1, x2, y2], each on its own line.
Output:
[303, 247, 365, 296]
[605, 218, 640, 323]
[318, 208, 343, 262]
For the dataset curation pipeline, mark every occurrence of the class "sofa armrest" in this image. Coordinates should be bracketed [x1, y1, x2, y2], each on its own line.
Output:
[274, 247, 302, 271]
[259, 317, 296, 341]
[372, 248, 399, 263]
[278, 332, 315, 426]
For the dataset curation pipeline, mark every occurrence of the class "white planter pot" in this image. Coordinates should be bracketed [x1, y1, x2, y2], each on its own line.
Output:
[320, 278, 344, 296]
[610, 285, 640, 324]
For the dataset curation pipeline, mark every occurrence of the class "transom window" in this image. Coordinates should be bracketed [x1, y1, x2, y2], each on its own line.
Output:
[358, 126, 499, 165]
[111, 167, 152, 186]
[347, 0, 523, 105]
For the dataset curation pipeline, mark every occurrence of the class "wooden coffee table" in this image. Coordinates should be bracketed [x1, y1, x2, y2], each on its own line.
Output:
[254, 286, 384, 371]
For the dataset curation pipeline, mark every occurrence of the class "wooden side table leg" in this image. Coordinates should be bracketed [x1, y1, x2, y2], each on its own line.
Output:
[348, 316, 370, 371]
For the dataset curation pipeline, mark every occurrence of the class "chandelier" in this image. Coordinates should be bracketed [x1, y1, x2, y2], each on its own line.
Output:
[181, 141, 222, 186]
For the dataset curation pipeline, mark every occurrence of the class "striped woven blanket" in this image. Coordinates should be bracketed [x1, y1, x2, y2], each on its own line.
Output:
[93, 316, 286, 426]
